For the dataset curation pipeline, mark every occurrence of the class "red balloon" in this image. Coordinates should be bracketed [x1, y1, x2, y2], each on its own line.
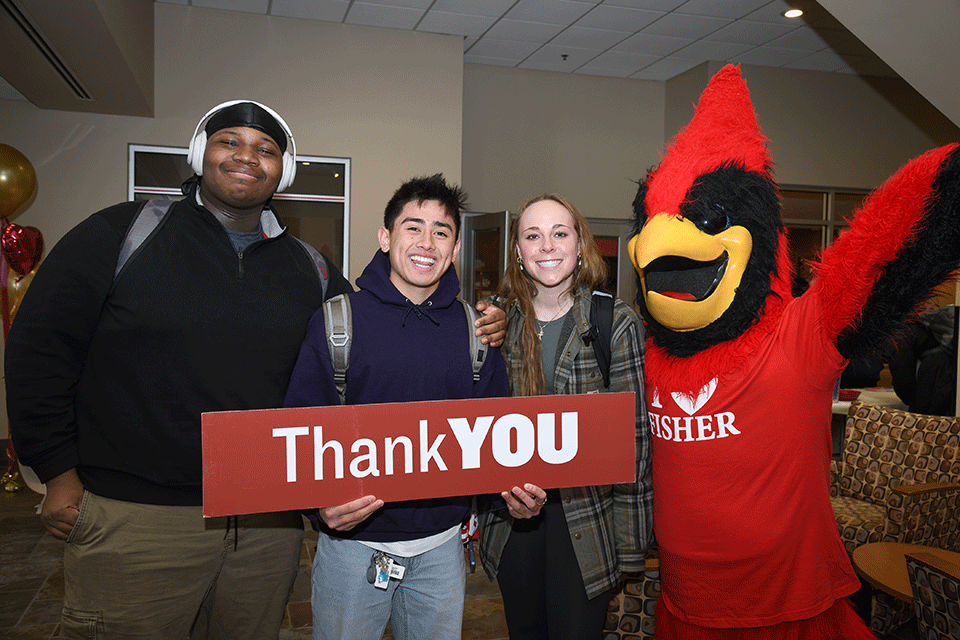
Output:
[1, 223, 44, 276]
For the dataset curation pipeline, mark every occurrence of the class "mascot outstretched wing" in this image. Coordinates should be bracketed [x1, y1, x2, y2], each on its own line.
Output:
[628, 63, 960, 638]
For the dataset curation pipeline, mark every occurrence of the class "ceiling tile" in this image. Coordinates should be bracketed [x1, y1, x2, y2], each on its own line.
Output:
[731, 45, 810, 67]
[674, 0, 770, 20]
[146, 0, 893, 83]
[417, 11, 497, 37]
[740, 1, 824, 23]
[467, 38, 543, 60]
[484, 19, 566, 43]
[520, 44, 601, 71]
[764, 25, 828, 51]
[551, 26, 634, 49]
[612, 31, 691, 55]
[574, 66, 632, 77]
[505, 0, 595, 26]
[630, 56, 701, 80]
[641, 12, 730, 39]
[270, 0, 349, 21]
[574, 5, 665, 32]
[584, 49, 661, 71]
[601, 0, 686, 10]
[708, 19, 795, 45]
[671, 40, 754, 61]
[345, 2, 424, 29]
[431, 0, 517, 17]
[192, 0, 268, 12]
[350, 0, 433, 8]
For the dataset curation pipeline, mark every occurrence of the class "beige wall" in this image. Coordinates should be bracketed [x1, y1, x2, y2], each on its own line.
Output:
[665, 62, 959, 189]
[0, 4, 464, 440]
[462, 63, 665, 220]
[0, 4, 465, 278]
[462, 60, 958, 224]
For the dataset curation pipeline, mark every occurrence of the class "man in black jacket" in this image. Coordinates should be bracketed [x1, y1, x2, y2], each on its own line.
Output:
[6, 100, 504, 639]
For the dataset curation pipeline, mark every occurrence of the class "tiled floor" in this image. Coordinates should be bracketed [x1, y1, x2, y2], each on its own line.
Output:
[0, 484, 508, 640]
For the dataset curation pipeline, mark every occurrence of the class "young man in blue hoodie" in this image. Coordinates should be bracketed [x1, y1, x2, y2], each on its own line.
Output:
[284, 174, 546, 640]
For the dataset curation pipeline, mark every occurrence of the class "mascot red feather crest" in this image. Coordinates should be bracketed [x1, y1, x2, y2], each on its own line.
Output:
[629, 64, 960, 638]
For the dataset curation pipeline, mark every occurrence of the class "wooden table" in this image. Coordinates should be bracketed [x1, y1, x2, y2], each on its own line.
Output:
[832, 387, 907, 416]
[852, 542, 960, 602]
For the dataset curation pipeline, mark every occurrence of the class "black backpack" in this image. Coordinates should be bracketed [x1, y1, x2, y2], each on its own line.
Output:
[582, 290, 615, 388]
[114, 199, 331, 296]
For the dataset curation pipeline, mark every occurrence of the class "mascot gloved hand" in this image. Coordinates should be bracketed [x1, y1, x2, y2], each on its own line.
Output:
[628, 64, 960, 639]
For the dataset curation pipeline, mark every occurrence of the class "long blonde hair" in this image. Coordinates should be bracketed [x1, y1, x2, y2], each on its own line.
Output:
[499, 194, 608, 396]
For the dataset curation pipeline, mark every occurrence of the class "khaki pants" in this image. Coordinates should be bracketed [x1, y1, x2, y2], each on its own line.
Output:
[61, 491, 304, 639]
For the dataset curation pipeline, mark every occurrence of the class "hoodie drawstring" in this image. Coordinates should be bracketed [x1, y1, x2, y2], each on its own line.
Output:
[401, 300, 440, 327]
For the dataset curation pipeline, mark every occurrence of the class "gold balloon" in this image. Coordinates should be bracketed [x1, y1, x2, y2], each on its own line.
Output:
[0, 144, 37, 219]
[7, 263, 38, 325]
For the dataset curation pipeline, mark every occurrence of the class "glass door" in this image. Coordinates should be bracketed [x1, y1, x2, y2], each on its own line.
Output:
[460, 211, 508, 305]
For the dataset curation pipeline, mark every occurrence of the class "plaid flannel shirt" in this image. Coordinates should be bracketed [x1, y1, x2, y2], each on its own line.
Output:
[477, 286, 654, 598]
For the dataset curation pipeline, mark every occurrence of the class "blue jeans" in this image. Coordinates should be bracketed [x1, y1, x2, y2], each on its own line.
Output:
[312, 531, 466, 640]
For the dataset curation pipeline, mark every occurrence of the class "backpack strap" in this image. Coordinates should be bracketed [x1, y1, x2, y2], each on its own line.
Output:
[323, 294, 352, 404]
[459, 299, 488, 383]
[291, 236, 330, 300]
[114, 199, 175, 282]
[590, 290, 615, 388]
[322, 296, 487, 403]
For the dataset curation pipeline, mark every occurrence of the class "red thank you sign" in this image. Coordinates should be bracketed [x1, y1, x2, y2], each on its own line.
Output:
[202, 392, 636, 517]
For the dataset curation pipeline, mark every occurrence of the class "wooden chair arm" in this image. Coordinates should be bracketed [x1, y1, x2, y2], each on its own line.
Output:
[892, 482, 960, 497]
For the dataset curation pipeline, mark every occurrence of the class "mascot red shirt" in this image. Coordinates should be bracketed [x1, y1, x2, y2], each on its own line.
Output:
[629, 65, 960, 639]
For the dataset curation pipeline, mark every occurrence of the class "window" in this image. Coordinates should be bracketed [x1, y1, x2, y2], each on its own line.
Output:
[781, 187, 867, 286]
[128, 145, 351, 277]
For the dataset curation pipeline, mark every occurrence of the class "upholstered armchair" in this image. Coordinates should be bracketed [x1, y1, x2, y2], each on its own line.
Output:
[830, 401, 960, 633]
[906, 552, 960, 638]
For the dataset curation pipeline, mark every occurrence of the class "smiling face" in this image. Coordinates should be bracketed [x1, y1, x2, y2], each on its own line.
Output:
[516, 199, 580, 297]
[378, 199, 461, 304]
[200, 126, 283, 215]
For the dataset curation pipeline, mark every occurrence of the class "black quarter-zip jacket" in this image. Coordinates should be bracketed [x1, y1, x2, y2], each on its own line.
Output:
[6, 187, 350, 505]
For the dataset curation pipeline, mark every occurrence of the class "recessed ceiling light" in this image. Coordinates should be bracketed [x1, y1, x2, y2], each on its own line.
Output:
[784, 8, 803, 18]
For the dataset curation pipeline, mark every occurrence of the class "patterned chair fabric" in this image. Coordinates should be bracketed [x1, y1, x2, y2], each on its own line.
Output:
[906, 552, 960, 639]
[603, 552, 660, 639]
[832, 401, 960, 634]
[833, 401, 960, 554]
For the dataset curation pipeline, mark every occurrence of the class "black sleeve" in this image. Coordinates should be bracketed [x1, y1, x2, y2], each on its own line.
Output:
[6, 207, 129, 482]
[321, 253, 354, 299]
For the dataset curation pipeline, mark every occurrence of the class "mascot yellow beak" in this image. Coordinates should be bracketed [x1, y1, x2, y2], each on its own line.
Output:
[629, 213, 752, 332]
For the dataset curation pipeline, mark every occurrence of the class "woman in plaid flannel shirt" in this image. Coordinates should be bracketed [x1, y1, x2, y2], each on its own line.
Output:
[477, 193, 654, 640]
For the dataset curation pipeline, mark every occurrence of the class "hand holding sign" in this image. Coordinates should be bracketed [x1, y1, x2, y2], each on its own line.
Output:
[319, 495, 384, 531]
[503, 483, 547, 519]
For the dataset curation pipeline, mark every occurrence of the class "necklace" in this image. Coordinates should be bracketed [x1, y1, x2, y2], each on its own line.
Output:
[534, 303, 570, 339]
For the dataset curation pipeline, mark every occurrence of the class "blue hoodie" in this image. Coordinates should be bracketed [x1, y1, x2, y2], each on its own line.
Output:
[284, 249, 509, 542]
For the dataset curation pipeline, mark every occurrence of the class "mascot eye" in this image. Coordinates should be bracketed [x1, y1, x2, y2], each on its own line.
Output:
[689, 203, 732, 235]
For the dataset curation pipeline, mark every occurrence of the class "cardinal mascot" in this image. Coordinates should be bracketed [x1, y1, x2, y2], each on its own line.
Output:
[628, 64, 960, 639]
